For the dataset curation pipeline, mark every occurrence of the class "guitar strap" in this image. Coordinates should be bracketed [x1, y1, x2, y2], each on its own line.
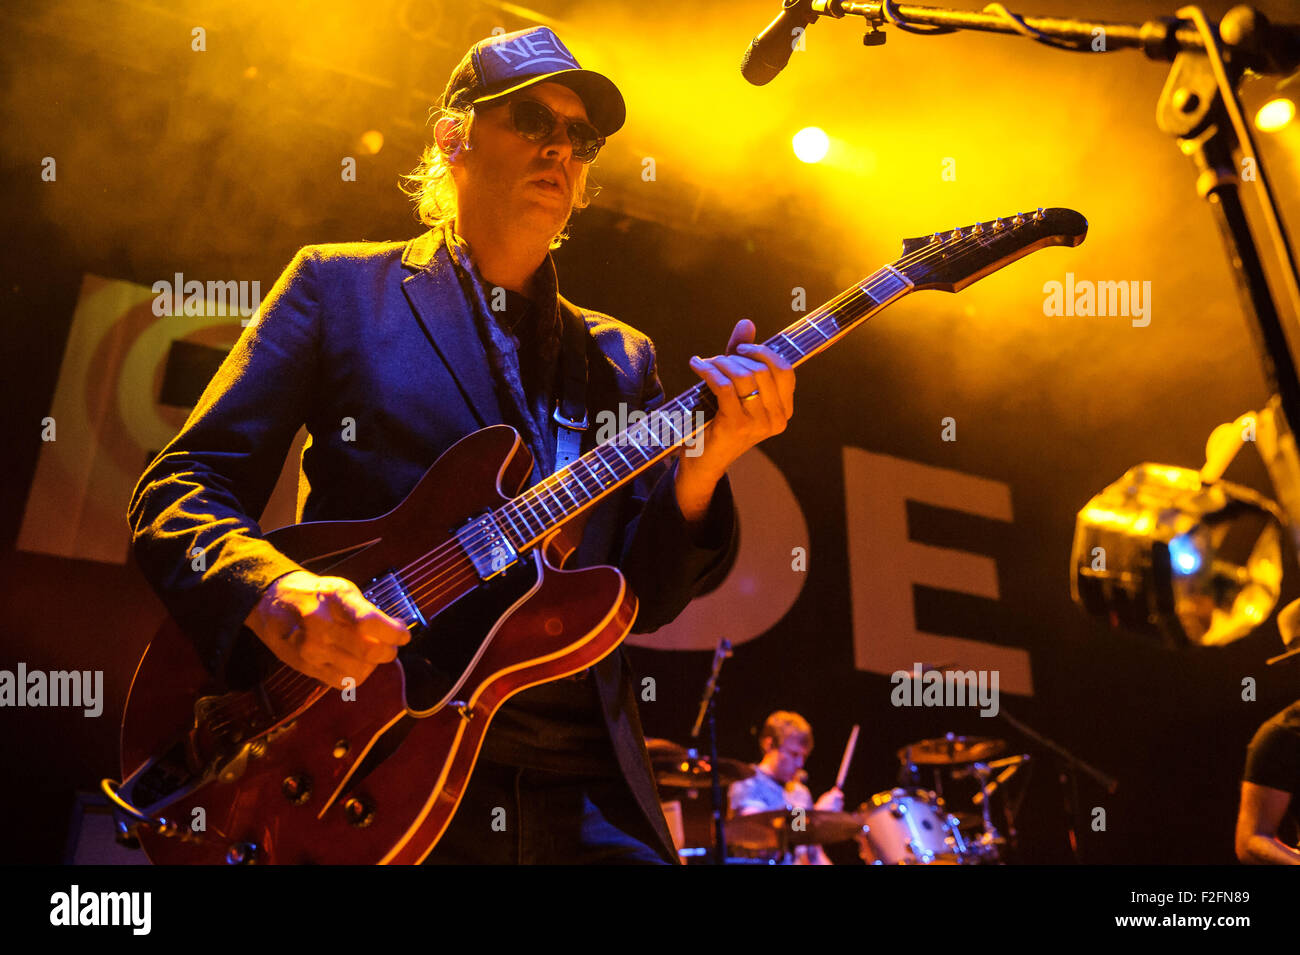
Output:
[553, 298, 589, 469]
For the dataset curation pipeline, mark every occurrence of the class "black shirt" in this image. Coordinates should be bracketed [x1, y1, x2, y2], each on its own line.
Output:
[473, 287, 621, 776]
[1243, 700, 1300, 842]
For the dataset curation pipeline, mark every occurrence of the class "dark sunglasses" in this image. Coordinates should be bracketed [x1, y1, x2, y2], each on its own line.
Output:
[505, 98, 605, 163]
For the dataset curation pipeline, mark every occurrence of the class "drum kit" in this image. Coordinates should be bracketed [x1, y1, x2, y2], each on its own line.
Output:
[652, 731, 1030, 865]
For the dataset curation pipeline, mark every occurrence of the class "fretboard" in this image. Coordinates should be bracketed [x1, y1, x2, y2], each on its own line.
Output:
[495, 265, 913, 549]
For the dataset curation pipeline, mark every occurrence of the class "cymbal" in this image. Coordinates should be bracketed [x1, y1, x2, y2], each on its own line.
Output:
[645, 738, 688, 760]
[646, 738, 753, 789]
[727, 809, 866, 849]
[897, 735, 1007, 766]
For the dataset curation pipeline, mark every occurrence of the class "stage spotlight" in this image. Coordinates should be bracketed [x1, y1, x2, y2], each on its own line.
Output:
[1071, 464, 1283, 648]
[1255, 97, 1295, 132]
[358, 130, 384, 155]
[792, 127, 829, 163]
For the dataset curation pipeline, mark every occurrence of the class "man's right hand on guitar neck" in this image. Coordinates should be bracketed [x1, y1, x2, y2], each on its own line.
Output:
[243, 570, 410, 689]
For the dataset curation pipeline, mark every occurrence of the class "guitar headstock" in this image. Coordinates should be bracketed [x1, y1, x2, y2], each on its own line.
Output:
[896, 208, 1088, 292]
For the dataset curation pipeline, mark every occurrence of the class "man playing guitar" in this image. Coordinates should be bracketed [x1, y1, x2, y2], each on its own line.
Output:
[128, 25, 795, 864]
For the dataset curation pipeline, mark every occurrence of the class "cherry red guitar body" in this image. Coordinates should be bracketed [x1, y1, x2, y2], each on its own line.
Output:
[119, 425, 636, 864]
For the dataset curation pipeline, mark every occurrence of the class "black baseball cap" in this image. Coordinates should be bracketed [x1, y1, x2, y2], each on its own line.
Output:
[441, 26, 626, 137]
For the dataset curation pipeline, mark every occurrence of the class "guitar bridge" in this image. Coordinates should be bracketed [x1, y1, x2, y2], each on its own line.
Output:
[455, 513, 518, 580]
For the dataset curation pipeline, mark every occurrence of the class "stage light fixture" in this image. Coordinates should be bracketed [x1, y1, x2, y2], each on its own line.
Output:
[1071, 463, 1283, 648]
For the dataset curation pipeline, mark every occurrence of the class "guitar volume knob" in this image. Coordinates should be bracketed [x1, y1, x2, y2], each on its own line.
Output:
[342, 796, 375, 828]
[281, 773, 312, 805]
[225, 842, 261, 865]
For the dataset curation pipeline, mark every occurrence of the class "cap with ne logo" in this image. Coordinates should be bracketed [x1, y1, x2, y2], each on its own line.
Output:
[441, 26, 626, 137]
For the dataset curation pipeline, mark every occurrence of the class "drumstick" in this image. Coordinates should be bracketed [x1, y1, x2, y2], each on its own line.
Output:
[834, 724, 860, 790]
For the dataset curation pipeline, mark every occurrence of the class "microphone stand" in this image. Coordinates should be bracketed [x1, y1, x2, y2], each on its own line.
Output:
[771, 2, 1300, 560]
[690, 638, 733, 865]
[998, 708, 1117, 863]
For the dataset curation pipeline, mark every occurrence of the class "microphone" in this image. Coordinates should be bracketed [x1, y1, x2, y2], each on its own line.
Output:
[741, 0, 821, 86]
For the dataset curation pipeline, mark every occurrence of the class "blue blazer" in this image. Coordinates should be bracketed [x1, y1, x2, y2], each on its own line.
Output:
[127, 227, 738, 863]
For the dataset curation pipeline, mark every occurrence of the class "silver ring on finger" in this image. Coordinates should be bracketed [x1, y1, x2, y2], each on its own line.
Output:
[741, 389, 760, 401]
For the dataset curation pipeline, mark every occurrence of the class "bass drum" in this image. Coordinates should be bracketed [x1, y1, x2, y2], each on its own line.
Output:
[856, 788, 967, 864]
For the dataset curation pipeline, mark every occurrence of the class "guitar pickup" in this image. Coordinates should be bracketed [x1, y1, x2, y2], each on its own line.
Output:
[456, 514, 518, 580]
[365, 572, 427, 631]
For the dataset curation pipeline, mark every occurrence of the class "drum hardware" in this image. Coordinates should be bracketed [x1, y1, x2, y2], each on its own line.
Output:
[896, 734, 1008, 767]
[855, 788, 967, 864]
[893, 735, 1026, 864]
[727, 808, 870, 855]
[647, 738, 753, 790]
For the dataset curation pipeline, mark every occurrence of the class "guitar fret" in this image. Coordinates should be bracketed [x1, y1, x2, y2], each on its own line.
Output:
[790, 327, 818, 352]
[808, 318, 833, 341]
[629, 431, 654, 458]
[549, 482, 569, 517]
[587, 459, 611, 496]
[610, 445, 633, 470]
[865, 269, 909, 306]
[778, 332, 805, 357]
[561, 477, 582, 508]
[595, 452, 620, 483]
[500, 505, 526, 546]
[648, 415, 673, 449]
[519, 496, 544, 535]
[573, 459, 596, 492]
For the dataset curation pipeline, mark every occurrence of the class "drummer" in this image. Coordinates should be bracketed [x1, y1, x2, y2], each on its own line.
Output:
[728, 710, 844, 864]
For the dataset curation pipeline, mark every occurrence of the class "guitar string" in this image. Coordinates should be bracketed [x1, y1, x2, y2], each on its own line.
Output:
[495, 218, 1040, 540]
[366, 218, 1015, 605]
[219, 219, 1050, 713]
[372, 216, 1030, 603]
[236, 221, 1043, 713]
[239, 222, 1037, 711]
[248, 269, 913, 707]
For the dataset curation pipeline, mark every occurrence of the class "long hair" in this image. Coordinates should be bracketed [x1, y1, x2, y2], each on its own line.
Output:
[399, 103, 595, 251]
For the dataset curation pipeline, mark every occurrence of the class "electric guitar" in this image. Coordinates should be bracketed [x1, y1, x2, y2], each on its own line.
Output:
[110, 208, 1088, 864]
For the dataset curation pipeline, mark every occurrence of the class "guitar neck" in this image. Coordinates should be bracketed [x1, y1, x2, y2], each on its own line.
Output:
[495, 265, 915, 550]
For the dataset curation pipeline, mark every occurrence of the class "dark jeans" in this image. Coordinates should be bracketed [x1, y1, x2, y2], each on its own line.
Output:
[423, 759, 672, 865]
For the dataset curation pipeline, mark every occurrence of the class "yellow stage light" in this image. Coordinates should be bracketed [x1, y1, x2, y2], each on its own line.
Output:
[358, 130, 384, 155]
[1255, 98, 1295, 132]
[792, 127, 829, 164]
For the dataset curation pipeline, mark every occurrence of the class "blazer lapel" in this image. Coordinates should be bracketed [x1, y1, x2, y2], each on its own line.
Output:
[400, 229, 502, 429]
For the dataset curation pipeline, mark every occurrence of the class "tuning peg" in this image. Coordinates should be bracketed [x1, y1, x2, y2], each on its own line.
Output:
[971, 221, 985, 234]
[1032, 207, 1045, 221]
[1012, 213, 1026, 226]
[949, 227, 964, 240]
[929, 232, 943, 244]
[992, 217, 1007, 230]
